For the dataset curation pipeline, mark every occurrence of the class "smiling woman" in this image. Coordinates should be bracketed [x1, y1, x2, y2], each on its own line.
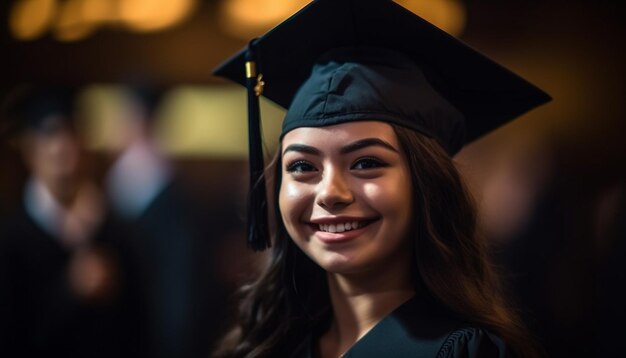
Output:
[211, 0, 551, 357]
[279, 122, 413, 277]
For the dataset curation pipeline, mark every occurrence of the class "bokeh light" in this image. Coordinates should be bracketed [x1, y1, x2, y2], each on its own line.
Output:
[10, 0, 57, 40]
[396, 0, 466, 36]
[218, 0, 466, 39]
[118, 0, 197, 32]
[219, 0, 309, 39]
[53, 0, 97, 42]
[10, 0, 198, 41]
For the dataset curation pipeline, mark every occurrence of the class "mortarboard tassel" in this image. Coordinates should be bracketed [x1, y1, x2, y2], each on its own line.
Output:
[245, 40, 271, 251]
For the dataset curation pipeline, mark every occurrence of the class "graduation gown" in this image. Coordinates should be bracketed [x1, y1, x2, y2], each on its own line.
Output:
[290, 295, 506, 358]
[0, 205, 137, 357]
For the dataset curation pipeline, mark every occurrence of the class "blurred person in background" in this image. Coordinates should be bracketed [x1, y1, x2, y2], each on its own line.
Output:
[595, 183, 626, 357]
[480, 137, 622, 357]
[104, 85, 226, 358]
[478, 137, 562, 354]
[0, 86, 129, 357]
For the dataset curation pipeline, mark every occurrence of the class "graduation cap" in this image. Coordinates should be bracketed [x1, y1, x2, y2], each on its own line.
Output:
[213, 0, 551, 251]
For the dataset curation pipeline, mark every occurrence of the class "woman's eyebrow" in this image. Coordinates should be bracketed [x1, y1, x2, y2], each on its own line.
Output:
[282, 143, 321, 156]
[340, 138, 399, 154]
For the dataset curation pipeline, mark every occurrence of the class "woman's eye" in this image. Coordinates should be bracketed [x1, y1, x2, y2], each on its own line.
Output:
[351, 157, 387, 170]
[286, 160, 317, 173]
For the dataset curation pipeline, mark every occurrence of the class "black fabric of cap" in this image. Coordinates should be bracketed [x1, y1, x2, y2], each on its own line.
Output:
[282, 46, 466, 154]
[214, 0, 551, 150]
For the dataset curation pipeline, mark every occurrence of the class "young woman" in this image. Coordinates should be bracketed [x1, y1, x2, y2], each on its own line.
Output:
[213, 0, 550, 357]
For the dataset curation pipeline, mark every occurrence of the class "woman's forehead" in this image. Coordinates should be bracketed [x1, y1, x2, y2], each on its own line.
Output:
[281, 121, 400, 149]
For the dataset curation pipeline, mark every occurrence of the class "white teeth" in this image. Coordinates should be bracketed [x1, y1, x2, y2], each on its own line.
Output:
[317, 221, 363, 232]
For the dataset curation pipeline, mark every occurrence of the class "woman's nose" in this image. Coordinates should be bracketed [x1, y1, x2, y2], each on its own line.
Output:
[316, 168, 354, 209]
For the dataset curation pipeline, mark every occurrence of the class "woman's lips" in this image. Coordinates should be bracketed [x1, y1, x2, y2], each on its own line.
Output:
[309, 218, 378, 244]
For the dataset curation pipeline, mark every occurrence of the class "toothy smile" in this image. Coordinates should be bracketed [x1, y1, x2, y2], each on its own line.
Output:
[318, 221, 362, 233]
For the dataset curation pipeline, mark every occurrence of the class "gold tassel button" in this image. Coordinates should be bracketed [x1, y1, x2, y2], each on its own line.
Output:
[255, 74, 265, 96]
[245, 61, 257, 79]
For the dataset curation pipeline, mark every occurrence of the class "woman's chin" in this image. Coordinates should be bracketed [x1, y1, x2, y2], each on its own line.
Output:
[314, 253, 367, 275]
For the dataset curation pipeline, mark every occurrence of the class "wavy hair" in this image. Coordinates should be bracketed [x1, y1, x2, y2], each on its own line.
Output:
[214, 124, 541, 358]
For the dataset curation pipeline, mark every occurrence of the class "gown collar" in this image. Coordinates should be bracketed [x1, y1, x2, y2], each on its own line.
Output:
[292, 293, 460, 358]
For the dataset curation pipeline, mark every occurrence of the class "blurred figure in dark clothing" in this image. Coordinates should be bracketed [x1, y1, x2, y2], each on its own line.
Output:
[480, 139, 599, 357]
[0, 86, 131, 357]
[104, 85, 226, 358]
[595, 183, 626, 357]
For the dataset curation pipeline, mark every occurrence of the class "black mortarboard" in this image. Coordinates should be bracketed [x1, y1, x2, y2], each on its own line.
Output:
[213, 0, 551, 250]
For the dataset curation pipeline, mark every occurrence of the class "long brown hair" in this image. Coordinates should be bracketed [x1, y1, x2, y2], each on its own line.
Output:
[214, 124, 541, 358]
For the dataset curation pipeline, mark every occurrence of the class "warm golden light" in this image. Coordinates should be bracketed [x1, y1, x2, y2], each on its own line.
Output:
[10, 0, 199, 41]
[395, 0, 466, 36]
[81, 0, 117, 24]
[76, 85, 131, 152]
[53, 0, 96, 42]
[9, 0, 57, 40]
[219, 0, 465, 39]
[219, 0, 309, 39]
[156, 86, 285, 157]
[77, 85, 285, 157]
[119, 0, 197, 32]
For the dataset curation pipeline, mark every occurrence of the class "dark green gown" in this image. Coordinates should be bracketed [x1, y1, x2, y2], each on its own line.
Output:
[290, 295, 506, 358]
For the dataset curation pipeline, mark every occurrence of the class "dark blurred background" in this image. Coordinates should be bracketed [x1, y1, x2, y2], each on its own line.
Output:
[0, 0, 624, 357]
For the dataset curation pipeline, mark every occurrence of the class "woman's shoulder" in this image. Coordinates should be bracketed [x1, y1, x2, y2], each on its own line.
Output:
[436, 327, 506, 358]
[335, 296, 506, 357]
[287, 296, 507, 358]
[351, 295, 507, 358]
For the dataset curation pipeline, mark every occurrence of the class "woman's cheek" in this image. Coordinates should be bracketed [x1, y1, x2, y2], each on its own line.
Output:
[282, 180, 305, 199]
[362, 182, 389, 209]
[279, 181, 309, 229]
[362, 176, 411, 215]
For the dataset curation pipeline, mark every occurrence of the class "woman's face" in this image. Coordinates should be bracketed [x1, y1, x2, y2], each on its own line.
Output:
[279, 121, 413, 275]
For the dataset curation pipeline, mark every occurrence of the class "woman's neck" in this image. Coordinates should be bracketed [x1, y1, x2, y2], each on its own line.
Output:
[318, 262, 414, 357]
